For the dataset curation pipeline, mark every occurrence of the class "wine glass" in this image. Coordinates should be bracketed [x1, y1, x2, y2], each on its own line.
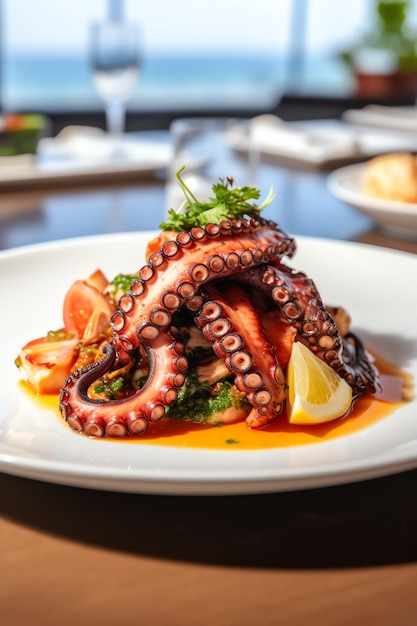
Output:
[90, 19, 141, 141]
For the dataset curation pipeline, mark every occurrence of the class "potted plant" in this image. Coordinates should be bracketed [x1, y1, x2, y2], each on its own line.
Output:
[339, 0, 417, 97]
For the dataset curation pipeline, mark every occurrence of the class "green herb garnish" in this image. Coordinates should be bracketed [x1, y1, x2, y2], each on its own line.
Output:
[93, 376, 126, 400]
[166, 375, 249, 424]
[160, 166, 275, 232]
[106, 273, 139, 304]
[111, 273, 138, 295]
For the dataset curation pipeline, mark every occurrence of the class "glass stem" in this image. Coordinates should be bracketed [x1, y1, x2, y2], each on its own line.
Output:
[105, 100, 125, 135]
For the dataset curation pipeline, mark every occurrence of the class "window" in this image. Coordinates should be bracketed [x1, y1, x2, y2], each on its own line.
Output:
[2, 0, 291, 112]
[2, 0, 408, 115]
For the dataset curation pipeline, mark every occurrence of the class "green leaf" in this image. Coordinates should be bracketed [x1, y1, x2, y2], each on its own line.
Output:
[159, 166, 275, 231]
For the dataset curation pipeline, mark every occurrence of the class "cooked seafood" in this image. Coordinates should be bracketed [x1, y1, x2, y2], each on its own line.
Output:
[16, 169, 379, 437]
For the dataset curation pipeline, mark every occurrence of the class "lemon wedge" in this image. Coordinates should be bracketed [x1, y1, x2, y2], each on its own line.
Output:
[286, 342, 353, 425]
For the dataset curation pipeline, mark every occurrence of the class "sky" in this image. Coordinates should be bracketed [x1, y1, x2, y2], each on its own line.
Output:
[3, 0, 374, 57]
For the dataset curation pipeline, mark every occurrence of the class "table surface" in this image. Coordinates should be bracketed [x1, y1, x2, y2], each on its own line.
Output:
[1, 144, 417, 626]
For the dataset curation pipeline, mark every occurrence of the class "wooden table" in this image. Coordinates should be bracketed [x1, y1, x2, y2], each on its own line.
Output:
[1, 157, 417, 626]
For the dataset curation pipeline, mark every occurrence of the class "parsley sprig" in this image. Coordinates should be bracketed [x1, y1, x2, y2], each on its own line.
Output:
[159, 166, 275, 232]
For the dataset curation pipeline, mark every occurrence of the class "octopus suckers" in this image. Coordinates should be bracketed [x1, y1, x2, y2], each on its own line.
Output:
[162, 240, 180, 257]
[119, 294, 134, 313]
[318, 335, 336, 350]
[150, 404, 165, 421]
[240, 250, 253, 266]
[229, 351, 252, 372]
[191, 226, 206, 240]
[131, 280, 144, 296]
[111, 311, 125, 332]
[67, 415, 83, 431]
[149, 252, 165, 267]
[207, 318, 231, 338]
[219, 333, 243, 353]
[176, 231, 192, 246]
[190, 263, 210, 283]
[173, 341, 185, 355]
[282, 302, 301, 320]
[106, 421, 127, 438]
[128, 416, 148, 435]
[209, 255, 225, 273]
[205, 223, 221, 237]
[140, 265, 154, 281]
[226, 253, 240, 269]
[137, 323, 160, 340]
[243, 372, 263, 390]
[272, 286, 290, 303]
[220, 219, 232, 232]
[119, 336, 134, 352]
[254, 389, 272, 406]
[56, 218, 378, 438]
[187, 295, 204, 311]
[162, 291, 182, 310]
[164, 388, 178, 405]
[249, 248, 261, 263]
[324, 349, 338, 362]
[173, 372, 185, 387]
[178, 281, 196, 299]
[175, 356, 188, 373]
[303, 322, 316, 335]
[84, 422, 104, 437]
[199, 301, 222, 322]
[150, 308, 171, 327]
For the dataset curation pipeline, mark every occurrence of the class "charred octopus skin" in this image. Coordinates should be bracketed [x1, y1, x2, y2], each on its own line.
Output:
[59, 171, 379, 437]
[60, 217, 296, 436]
[234, 264, 378, 395]
[194, 280, 287, 429]
[59, 216, 379, 438]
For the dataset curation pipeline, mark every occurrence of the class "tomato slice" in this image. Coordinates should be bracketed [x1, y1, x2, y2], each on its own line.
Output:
[16, 269, 116, 394]
[85, 268, 110, 293]
[17, 334, 79, 394]
[63, 279, 115, 344]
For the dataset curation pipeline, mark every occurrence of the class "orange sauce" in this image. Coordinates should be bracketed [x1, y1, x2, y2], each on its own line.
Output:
[20, 372, 407, 450]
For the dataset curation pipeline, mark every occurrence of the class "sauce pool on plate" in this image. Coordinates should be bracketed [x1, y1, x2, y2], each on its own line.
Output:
[21, 371, 406, 450]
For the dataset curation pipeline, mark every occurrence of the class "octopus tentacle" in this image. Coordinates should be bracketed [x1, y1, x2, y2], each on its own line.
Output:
[234, 264, 378, 394]
[58, 216, 379, 438]
[110, 218, 296, 366]
[59, 330, 188, 437]
[59, 218, 295, 437]
[194, 281, 286, 428]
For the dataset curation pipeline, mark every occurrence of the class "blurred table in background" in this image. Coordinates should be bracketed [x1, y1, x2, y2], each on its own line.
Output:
[1, 132, 417, 626]
[1, 154, 417, 255]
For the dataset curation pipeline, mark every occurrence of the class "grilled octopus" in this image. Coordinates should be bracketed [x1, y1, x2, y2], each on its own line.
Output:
[59, 217, 379, 438]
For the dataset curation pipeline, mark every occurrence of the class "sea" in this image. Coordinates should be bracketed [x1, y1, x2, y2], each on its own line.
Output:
[1, 53, 351, 112]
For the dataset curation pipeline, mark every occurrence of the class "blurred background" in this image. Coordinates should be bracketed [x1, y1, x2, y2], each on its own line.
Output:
[2, 0, 417, 251]
[3, 0, 417, 134]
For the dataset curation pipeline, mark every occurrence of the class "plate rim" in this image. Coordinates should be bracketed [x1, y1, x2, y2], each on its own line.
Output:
[1, 231, 417, 495]
[1, 436, 417, 495]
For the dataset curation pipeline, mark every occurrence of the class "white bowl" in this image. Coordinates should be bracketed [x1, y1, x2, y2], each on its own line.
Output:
[327, 162, 417, 240]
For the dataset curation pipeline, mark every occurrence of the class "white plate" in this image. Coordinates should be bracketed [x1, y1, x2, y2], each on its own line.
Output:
[0, 233, 416, 495]
[327, 163, 417, 240]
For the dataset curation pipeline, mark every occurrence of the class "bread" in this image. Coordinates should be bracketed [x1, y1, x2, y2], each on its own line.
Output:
[362, 152, 417, 203]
